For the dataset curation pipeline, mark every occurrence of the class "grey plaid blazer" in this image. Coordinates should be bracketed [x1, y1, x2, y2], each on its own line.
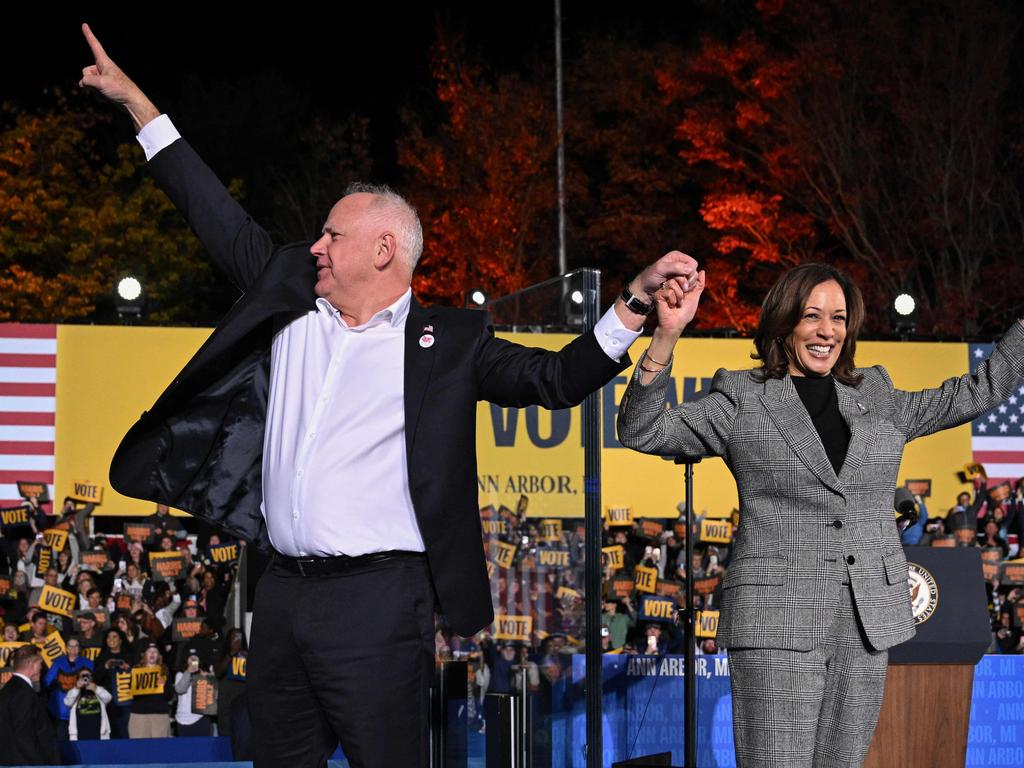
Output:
[618, 321, 1024, 652]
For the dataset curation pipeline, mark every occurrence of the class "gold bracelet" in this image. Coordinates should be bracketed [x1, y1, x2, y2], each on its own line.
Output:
[638, 362, 666, 374]
[645, 351, 671, 367]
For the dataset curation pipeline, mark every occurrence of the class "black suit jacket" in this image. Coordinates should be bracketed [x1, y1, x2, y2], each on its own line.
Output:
[109, 139, 629, 635]
[0, 675, 59, 765]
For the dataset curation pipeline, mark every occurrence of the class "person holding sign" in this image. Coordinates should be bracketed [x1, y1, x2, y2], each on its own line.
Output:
[618, 262, 1024, 767]
[128, 643, 172, 739]
[79, 23, 692, 767]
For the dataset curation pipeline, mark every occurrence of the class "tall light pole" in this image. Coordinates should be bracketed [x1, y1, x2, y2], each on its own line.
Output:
[555, 0, 567, 277]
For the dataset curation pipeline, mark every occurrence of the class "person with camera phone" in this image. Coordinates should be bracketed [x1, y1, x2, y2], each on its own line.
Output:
[174, 650, 214, 736]
[64, 668, 113, 741]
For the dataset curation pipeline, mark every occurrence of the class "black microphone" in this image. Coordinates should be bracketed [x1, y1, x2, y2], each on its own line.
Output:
[894, 487, 918, 532]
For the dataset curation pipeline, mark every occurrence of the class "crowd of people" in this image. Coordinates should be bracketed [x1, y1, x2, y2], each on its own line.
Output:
[429, 474, 1024, 729]
[0, 497, 247, 747]
[3, 472, 1021, 752]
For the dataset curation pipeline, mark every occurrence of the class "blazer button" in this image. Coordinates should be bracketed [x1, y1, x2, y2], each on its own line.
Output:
[846, 555, 856, 565]
[833, 520, 844, 529]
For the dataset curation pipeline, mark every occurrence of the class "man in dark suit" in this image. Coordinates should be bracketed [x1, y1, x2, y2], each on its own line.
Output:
[80, 24, 699, 766]
[0, 645, 60, 765]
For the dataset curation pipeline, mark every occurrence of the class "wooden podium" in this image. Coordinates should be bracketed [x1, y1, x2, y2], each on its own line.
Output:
[864, 547, 991, 768]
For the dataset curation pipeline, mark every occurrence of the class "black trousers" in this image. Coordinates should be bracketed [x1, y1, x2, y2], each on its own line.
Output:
[247, 554, 436, 768]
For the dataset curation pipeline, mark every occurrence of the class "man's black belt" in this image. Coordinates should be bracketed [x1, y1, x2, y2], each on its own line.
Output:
[273, 549, 424, 577]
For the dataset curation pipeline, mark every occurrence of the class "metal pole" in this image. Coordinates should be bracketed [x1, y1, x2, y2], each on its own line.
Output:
[583, 269, 602, 768]
[675, 456, 701, 768]
[554, 0, 567, 276]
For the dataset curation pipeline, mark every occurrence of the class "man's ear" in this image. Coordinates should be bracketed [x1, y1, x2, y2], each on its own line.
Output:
[374, 232, 397, 270]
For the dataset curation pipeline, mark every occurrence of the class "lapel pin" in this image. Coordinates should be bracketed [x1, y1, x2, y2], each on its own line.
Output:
[419, 333, 435, 349]
[856, 402, 866, 412]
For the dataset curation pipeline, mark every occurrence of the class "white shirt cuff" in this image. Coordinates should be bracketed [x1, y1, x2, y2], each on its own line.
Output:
[136, 114, 181, 161]
[594, 306, 643, 362]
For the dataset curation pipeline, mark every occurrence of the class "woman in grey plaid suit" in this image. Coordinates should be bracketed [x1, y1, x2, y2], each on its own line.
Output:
[617, 262, 1024, 768]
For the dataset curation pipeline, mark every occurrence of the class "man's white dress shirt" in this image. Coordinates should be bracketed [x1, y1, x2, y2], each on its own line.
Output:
[137, 116, 642, 557]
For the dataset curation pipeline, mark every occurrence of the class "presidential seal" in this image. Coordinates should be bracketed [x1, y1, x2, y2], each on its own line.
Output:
[907, 562, 938, 624]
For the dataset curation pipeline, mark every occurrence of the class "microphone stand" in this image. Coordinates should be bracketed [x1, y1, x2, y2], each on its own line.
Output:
[676, 454, 701, 768]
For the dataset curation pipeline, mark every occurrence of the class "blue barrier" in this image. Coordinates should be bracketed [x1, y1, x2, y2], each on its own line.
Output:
[41, 654, 1024, 767]
[541, 654, 1024, 768]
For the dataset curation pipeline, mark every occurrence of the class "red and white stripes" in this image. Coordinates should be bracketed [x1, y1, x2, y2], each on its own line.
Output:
[0, 324, 56, 507]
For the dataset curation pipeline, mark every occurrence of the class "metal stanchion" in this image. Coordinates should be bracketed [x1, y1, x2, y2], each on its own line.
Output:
[621, 455, 701, 768]
[431, 660, 468, 768]
[483, 664, 532, 768]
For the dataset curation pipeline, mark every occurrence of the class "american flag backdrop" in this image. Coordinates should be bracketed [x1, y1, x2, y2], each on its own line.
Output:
[0, 325, 56, 507]
[970, 341, 1024, 484]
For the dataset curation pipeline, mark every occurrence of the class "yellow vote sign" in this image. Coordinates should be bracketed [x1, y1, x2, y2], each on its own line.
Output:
[493, 614, 533, 642]
[0, 641, 28, 667]
[69, 481, 103, 504]
[40, 632, 67, 667]
[42, 528, 68, 553]
[0, 506, 30, 528]
[602, 545, 625, 571]
[537, 519, 563, 543]
[606, 506, 634, 527]
[492, 541, 517, 570]
[696, 610, 720, 638]
[131, 666, 166, 696]
[536, 549, 570, 568]
[114, 670, 133, 702]
[634, 566, 658, 594]
[38, 585, 77, 618]
[209, 544, 239, 564]
[699, 519, 733, 545]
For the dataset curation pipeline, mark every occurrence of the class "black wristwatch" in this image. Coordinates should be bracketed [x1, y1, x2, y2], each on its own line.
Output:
[620, 286, 654, 316]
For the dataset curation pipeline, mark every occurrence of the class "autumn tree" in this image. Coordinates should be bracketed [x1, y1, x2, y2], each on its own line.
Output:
[398, 31, 560, 306]
[665, 0, 1024, 336]
[0, 98, 220, 323]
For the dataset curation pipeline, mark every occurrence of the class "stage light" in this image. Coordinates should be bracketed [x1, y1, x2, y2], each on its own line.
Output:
[893, 293, 916, 316]
[114, 275, 146, 322]
[569, 290, 584, 305]
[117, 277, 143, 301]
[468, 289, 487, 307]
[890, 292, 918, 339]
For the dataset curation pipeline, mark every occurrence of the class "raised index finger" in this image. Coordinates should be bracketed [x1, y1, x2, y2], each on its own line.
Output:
[82, 23, 110, 64]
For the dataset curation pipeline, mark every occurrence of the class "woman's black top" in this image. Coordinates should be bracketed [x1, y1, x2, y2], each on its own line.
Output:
[791, 373, 850, 475]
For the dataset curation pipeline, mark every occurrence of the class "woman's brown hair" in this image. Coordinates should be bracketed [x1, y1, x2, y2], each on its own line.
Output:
[752, 263, 865, 386]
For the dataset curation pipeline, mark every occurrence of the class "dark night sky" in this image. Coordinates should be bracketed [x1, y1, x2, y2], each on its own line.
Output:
[12, 5, 704, 134]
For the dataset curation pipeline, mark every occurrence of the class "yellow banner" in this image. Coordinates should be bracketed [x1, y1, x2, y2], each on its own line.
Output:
[68, 480, 103, 504]
[51, 328, 980, 521]
[493, 614, 533, 642]
[38, 585, 76, 618]
[131, 666, 166, 696]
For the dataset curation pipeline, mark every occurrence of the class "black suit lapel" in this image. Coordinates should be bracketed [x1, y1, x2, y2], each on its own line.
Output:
[405, 300, 438, 458]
